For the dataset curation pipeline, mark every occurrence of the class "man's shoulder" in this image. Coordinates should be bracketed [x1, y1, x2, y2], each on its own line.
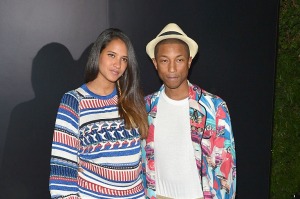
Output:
[189, 82, 226, 106]
[201, 89, 219, 100]
[144, 87, 162, 101]
[144, 91, 158, 105]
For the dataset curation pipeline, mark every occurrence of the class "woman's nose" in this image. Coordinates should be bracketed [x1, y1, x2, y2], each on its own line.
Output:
[113, 59, 121, 69]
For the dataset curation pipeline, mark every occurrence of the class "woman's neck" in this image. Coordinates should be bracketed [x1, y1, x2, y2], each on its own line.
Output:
[86, 79, 115, 96]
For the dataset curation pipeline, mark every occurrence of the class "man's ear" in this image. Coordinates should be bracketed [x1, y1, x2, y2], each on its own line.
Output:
[152, 58, 158, 70]
[188, 57, 192, 69]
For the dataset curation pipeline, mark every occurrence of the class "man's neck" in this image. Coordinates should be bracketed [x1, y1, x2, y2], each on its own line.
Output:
[164, 82, 189, 100]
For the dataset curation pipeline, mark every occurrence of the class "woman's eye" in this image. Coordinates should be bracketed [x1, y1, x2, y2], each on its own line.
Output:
[122, 57, 128, 62]
[108, 53, 115, 58]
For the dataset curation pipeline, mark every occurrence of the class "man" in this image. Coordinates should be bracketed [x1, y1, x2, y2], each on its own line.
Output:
[142, 23, 236, 199]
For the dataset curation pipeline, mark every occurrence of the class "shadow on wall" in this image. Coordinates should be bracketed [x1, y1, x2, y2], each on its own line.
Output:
[0, 42, 92, 199]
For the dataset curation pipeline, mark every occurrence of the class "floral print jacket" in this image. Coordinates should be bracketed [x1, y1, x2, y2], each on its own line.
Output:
[141, 82, 236, 199]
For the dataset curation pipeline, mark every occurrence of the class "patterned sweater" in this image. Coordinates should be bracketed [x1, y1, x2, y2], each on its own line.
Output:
[49, 84, 145, 199]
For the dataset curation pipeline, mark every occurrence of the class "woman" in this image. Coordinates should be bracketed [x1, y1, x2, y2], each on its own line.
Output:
[49, 28, 148, 199]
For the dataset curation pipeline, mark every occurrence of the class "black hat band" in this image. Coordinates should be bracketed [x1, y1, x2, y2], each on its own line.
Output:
[159, 31, 183, 37]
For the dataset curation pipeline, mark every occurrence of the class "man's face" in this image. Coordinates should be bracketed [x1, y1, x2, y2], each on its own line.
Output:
[153, 42, 192, 94]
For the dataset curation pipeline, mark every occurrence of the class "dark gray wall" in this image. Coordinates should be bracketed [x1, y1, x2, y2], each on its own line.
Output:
[0, 1, 108, 198]
[109, 1, 279, 199]
[0, 0, 279, 198]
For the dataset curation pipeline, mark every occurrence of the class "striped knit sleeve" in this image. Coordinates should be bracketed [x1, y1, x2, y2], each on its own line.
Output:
[49, 91, 80, 199]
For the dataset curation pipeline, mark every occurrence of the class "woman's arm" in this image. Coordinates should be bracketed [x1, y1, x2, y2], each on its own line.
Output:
[49, 91, 81, 199]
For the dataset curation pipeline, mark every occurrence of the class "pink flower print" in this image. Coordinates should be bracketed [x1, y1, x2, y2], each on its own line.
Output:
[220, 152, 233, 179]
[148, 160, 155, 171]
[217, 107, 226, 119]
[189, 86, 196, 99]
[215, 137, 225, 148]
[151, 105, 157, 113]
[147, 125, 154, 143]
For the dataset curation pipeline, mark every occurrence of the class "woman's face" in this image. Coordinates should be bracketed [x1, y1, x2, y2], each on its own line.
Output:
[97, 38, 128, 85]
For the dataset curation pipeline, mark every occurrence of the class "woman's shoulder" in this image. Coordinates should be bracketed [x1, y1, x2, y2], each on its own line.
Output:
[60, 84, 86, 102]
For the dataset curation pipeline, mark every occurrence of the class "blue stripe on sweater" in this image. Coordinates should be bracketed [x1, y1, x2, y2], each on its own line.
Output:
[58, 107, 78, 121]
[81, 107, 118, 117]
[50, 184, 78, 191]
[56, 113, 78, 129]
[50, 164, 77, 178]
[80, 146, 141, 160]
[78, 184, 144, 198]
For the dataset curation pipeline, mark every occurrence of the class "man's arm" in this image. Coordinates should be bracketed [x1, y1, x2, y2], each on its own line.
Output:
[213, 101, 236, 198]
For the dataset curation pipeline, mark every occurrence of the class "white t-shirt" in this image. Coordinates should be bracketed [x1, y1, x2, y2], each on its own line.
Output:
[154, 90, 203, 199]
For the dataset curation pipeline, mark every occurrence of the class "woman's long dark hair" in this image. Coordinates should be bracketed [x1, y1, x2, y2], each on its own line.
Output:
[84, 28, 148, 139]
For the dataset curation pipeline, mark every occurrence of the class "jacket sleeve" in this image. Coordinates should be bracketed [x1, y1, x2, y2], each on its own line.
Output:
[211, 100, 236, 199]
[49, 91, 81, 199]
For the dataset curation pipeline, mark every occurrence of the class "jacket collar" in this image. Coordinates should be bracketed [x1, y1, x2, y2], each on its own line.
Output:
[148, 80, 203, 116]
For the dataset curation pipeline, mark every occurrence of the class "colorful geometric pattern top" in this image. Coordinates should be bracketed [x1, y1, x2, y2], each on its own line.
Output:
[141, 81, 236, 199]
[50, 84, 145, 199]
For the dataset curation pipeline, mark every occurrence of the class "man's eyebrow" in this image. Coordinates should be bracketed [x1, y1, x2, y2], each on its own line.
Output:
[158, 54, 185, 57]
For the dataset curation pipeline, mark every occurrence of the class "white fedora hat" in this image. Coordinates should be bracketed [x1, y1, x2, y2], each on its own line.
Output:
[146, 23, 198, 59]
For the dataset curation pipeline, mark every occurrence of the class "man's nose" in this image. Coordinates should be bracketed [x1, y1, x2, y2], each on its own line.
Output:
[168, 61, 176, 72]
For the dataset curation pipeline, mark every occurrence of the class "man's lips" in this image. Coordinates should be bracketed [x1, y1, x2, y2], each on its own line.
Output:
[167, 76, 178, 80]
